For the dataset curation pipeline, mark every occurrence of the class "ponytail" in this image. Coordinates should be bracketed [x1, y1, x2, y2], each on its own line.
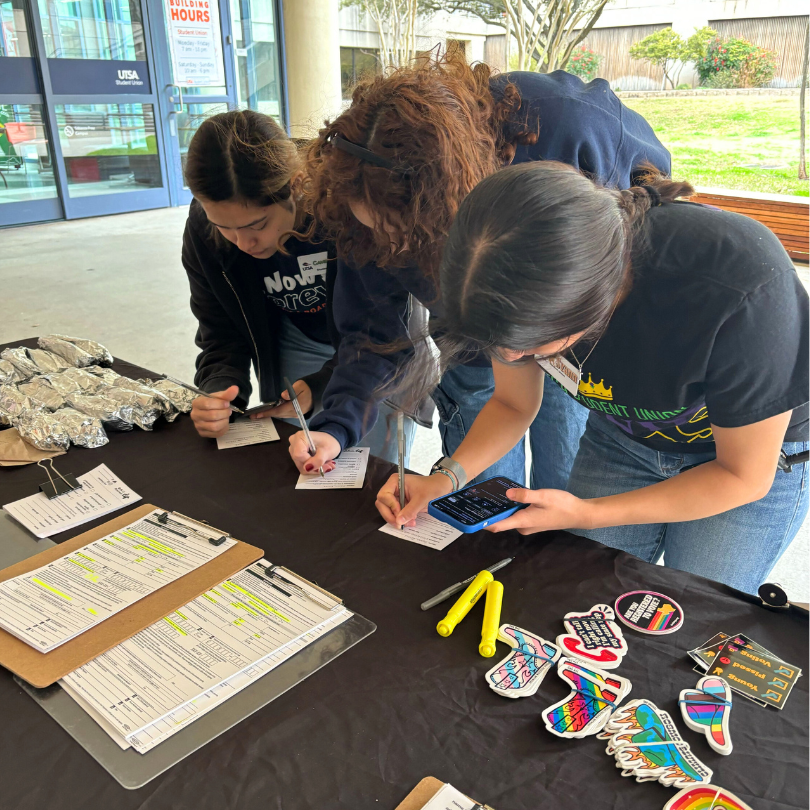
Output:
[615, 164, 694, 228]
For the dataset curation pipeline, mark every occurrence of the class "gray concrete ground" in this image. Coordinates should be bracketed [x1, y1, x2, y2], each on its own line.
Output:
[2, 208, 807, 600]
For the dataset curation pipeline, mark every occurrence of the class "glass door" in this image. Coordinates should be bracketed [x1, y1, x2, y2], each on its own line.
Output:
[31, 0, 171, 218]
[146, 0, 237, 206]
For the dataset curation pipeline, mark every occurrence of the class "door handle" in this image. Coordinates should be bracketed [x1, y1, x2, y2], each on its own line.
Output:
[166, 83, 184, 112]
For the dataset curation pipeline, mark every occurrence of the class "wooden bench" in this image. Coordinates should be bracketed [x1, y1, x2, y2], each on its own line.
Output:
[690, 188, 809, 263]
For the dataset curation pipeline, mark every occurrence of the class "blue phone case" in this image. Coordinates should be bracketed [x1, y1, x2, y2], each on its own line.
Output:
[427, 476, 527, 534]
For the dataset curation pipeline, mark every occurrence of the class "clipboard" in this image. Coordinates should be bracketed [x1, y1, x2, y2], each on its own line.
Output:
[0, 503, 263, 688]
[396, 777, 491, 810]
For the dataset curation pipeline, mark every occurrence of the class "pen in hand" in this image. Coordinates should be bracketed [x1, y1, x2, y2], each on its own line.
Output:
[164, 375, 245, 414]
[284, 377, 324, 478]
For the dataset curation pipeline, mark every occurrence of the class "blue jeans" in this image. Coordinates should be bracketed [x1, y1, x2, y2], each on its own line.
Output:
[432, 365, 588, 489]
[567, 412, 809, 595]
[277, 317, 416, 465]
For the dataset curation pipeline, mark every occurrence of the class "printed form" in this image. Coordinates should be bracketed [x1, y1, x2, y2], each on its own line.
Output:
[3, 463, 141, 538]
[216, 418, 279, 449]
[61, 563, 350, 742]
[379, 513, 462, 550]
[0, 509, 236, 651]
[296, 446, 369, 489]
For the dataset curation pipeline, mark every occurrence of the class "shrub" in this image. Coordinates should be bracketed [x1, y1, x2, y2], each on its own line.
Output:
[567, 47, 602, 82]
[695, 36, 778, 88]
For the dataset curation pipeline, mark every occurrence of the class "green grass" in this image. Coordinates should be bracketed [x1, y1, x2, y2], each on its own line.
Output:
[622, 95, 809, 197]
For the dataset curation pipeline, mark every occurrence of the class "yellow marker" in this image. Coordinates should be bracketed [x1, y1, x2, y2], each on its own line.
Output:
[436, 570, 493, 637]
[478, 580, 504, 657]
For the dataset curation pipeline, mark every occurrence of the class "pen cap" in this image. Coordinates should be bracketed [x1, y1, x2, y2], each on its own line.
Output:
[478, 580, 504, 657]
[436, 569, 494, 637]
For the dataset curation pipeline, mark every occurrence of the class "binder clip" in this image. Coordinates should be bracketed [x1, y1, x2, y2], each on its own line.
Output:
[758, 582, 789, 609]
[37, 458, 82, 499]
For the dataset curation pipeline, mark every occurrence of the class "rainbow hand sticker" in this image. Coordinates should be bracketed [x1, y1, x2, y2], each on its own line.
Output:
[664, 785, 753, 810]
[679, 676, 733, 756]
[542, 657, 632, 739]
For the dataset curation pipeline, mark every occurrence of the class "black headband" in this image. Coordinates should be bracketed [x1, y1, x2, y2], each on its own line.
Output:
[331, 134, 408, 173]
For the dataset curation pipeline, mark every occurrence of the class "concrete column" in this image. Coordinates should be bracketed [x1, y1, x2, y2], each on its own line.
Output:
[281, 0, 342, 138]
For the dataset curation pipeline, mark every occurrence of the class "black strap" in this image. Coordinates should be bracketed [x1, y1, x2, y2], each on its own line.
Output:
[331, 134, 396, 169]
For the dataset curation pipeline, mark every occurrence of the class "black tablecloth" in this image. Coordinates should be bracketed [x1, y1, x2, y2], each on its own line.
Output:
[0, 340, 807, 810]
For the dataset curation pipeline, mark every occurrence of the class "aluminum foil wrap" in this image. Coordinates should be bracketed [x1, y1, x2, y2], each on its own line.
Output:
[50, 408, 109, 448]
[46, 367, 110, 396]
[103, 387, 161, 430]
[142, 378, 195, 417]
[0, 385, 41, 424]
[64, 392, 135, 431]
[13, 410, 71, 452]
[0, 359, 25, 386]
[18, 378, 66, 411]
[27, 348, 70, 374]
[0, 348, 38, 380]
[38, 336, 95, 368]
[40, 334, 113, 366]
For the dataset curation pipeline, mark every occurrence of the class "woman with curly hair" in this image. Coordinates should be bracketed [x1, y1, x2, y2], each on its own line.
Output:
[288, 53, 670, 489]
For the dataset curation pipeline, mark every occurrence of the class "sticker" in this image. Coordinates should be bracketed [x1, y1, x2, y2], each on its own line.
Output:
[615, 591, 684, 635]
[679, 676, 733, 755]
[542, 657, 632, 738]
[664, 785, 754, 810]
[555, 603, 628, 669]
[484, 624, 560, 699]
[601, 699, 712, 789]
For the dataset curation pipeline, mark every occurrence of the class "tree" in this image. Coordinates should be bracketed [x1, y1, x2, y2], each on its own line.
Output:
[342, 0, 421, 69]
[799, 19, 808, 181]
[630, 26, 717, 89]
[428, 0, 609, 73]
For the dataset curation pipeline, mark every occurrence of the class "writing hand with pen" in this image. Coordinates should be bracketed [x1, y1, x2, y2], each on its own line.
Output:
[288, 431, 338, 475]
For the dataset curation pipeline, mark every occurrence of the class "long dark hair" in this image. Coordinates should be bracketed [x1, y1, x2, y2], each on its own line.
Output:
[396, 161, 694, 406]
[184, 109, 301, 208]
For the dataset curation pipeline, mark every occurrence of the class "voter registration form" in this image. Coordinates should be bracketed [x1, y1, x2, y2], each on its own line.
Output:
[61, 562, 351, 745]
[0, 509, 236, 652]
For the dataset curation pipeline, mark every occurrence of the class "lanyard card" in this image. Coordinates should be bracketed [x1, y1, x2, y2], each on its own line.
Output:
[536, 355, 580, 397]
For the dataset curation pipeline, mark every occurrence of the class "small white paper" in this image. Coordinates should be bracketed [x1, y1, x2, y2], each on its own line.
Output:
[296, 447, 369, 490]
[423, 783, 479, 810]
[216, 417, 279, 449]
[3, 463, 141, 539]
[378, 513, 462, 550]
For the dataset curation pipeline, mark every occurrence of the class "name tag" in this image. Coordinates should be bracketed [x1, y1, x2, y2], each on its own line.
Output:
[536, 355, 580, 397]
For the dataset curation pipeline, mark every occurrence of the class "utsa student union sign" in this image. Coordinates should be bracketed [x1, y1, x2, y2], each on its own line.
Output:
[164, 0, 226, 87]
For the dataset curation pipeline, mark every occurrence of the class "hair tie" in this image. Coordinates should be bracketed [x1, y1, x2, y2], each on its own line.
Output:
[644, 186, 661, 207]
[330, 134, 411, 175]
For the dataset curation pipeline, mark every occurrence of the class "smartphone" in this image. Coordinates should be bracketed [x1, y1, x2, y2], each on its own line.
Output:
[428, 476, 528, 533]
[243, 399, 283, 417]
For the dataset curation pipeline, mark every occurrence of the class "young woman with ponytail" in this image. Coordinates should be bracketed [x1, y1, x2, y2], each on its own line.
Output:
[287, 53, 671, 492]
[376, 162, 809, 594]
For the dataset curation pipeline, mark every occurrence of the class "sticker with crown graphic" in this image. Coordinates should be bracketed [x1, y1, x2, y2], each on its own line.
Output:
[578, 373, 613, 401]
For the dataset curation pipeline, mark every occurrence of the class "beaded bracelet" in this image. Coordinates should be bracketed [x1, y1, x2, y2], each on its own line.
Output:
[431, 468, 458, 491]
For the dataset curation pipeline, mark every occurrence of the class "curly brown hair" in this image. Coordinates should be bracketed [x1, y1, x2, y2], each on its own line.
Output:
[299, 52, 537, 281]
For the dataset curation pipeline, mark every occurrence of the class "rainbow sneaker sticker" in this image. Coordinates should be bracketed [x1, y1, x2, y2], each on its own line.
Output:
[542, 658, 632, 738]
[680, 676, 733, 755]
[664, 785, 753, 810]
[615, 590, 684, 635]
[555, 603, 628, 669]
[485, 624, 560, 699]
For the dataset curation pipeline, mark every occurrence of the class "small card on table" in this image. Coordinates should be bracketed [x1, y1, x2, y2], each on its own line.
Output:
[379, 513, 462, 550]
[296, 447, 369, 490]
[216, 418, 279, 449]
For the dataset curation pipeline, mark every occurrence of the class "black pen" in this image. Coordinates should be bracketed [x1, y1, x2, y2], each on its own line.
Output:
[397, 411, 406, 510]
[163, 374, 244, 414]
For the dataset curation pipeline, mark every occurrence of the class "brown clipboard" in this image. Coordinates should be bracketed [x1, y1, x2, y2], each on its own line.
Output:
[395, 777, 489, 810]
[0, 503, 263, 688]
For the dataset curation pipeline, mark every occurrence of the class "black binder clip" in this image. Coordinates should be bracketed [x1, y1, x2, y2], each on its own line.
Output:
[37, 458, 82, 499]
[758, 582, 789, 609]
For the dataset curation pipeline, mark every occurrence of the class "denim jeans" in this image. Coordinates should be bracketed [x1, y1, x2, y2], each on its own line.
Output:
[277, 317, 416, 465]
[431, 364, 589, 489]
[567, 411, 809, 595]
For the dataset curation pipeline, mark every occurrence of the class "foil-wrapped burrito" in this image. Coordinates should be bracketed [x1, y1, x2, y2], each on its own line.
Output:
[27, 348, 70, 374]
[39, 334, 113, 366]
[0, 348, 38, 380]
[18, 378, 66, 412]
[50, 408, 109, 448]
[0, 359, 25, 386]
[0, 385, 41, 422]
[38, 336, 95, 368]
[14, 410, 71, 452]
[46, 367, 110, 396]
[64, 392, 135, 431]
[104, 387, 161, 430]
[142, 378, 196, 415]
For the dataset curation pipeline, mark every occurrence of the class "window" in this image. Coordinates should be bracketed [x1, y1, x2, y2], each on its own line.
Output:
[340, 47, 380, 100]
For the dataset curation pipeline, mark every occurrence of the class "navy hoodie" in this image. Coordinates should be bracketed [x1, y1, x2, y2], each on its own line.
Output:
[310, 71, 672, 451]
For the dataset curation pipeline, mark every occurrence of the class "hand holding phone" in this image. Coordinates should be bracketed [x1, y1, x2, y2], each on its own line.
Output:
[428, 476, 529, 533]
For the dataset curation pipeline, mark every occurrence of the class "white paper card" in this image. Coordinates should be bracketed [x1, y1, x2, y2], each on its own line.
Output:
[378, 513, 462, 550]
[2, 463, 141, 539]
[216, 418, 279, 449]
[423, 783, 479, 810]
[296, 447, 369, 489]
[536, 355, 580, 396]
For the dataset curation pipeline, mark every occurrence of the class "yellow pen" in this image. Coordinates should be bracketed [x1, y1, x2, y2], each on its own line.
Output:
[436, 569, 493, 637]
[478, 581, 504, 657]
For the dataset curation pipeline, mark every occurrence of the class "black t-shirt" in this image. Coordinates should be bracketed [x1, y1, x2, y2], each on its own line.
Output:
[552, 201, 809, 452]
[253, 238, 331, 345]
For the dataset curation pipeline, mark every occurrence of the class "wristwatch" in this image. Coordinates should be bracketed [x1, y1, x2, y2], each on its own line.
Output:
[430, 457, 468, 491]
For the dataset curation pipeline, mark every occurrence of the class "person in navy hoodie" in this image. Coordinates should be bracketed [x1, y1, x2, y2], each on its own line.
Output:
[289, 53, 670, 486]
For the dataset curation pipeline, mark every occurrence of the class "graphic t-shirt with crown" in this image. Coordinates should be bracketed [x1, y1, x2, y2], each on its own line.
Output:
[546, 202, 808, 453]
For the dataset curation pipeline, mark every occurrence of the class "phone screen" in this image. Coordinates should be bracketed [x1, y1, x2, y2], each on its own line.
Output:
[432, 477, 524, 526]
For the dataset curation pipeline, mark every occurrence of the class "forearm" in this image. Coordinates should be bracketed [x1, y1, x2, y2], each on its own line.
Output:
[586, 460, 770, 529]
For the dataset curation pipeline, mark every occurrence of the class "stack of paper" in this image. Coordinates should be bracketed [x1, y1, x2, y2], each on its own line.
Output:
[0, 509, 236, 652]
[60, 561, 352, 753]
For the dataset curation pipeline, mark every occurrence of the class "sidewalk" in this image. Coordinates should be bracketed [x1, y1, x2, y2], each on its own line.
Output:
[3, 207, 807, 601]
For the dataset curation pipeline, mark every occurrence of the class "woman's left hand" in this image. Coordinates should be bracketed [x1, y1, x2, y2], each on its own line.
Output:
[487, 488, 596, 535]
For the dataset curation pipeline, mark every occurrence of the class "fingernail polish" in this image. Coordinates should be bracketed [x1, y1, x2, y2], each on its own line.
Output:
[305, 464, 313, 472]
